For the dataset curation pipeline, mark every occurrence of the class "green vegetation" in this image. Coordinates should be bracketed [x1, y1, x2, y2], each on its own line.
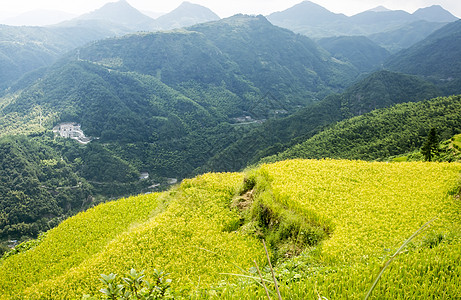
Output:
[0, 134, 92, 242]
[0, 15, 359, 182]
[84, 269, 174, 299]
[262, 95, 461, 163]
[392, 132, 461, 163]
[368, 20, 447, 53]
[1, 159, 460, 299]
[202, 70, 441, 173]
[0, 22, 132, 91]
[318, 36, 390, 72]
[385, 20, 461, 95]
[0, 132, 160, 248]
[421, 127, 440, 161]
[1, 10, 461, 300]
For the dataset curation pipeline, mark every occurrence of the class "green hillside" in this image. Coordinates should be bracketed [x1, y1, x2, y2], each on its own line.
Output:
[0, 14, 358, 181]
[262, 95, 461, 163]
[1, 159, 460, 299]
[201, 70, 441, 173]
[368, 20, 447, 53]
[0, 21, 132, 91]
[385, 20, 461, 94]
[0, 132, 157, 250]
[318, 36, 390, 72]
[0, 135, 94, 243]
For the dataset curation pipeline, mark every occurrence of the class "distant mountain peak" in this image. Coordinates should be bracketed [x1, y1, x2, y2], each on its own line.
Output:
[76, 0, 155, 30]
[413, 5, 459, 22]
[155, 1, 220, 30]
[267, 0, 347, 27]
[368, 6, 392, 13]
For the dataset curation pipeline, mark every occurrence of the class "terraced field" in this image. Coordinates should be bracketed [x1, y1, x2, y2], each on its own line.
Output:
[1, 159, 460, 299]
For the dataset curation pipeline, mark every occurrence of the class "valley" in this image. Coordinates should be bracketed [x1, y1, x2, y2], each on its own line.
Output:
[0, 0, 460, 299]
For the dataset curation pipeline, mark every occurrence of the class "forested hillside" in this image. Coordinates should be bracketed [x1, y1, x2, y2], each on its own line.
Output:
[0, 20, 139, 92]
[0, 135, 92, 241]
[368, 20, 447, 53]
[262, 95, 461, 163]
[0, 15, 358, 180]
[385, 20, 461, 94]
[201, 71, 441, 173]
[317, 36, 390, 72]
[1, 2, 461, 299]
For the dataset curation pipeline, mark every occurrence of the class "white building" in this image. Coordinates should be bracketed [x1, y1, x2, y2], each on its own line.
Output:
[53, 122, 91, 144]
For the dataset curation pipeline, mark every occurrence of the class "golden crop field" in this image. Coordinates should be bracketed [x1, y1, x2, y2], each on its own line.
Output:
[0, 159, 460, 299]
[0, 172, 266, 299]
[262, 159, 461, 262]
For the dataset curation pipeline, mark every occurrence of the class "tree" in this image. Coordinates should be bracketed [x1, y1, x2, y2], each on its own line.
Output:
[421, 128, 439, 161]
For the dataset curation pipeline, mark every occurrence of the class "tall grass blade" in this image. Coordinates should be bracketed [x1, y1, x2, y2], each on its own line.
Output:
[263, 240, 283, 300]
[254, 260, 272, 300]
[364, 217, 437, 300]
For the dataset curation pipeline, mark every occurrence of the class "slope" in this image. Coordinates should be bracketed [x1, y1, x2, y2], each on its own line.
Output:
[263, 95, 461, 163]
[267, 1, 348, 37]
[154, 1, 220, 30]
[0, 172, 266, 299]
[0, 15, 358, 180]
[201, 70, 440, 173]
[318, 35, 390, 72]
[267, 1, 458, 39]
[1, 160, 460, 299]
[385, 20, 461, 94]
[188, 15, 357, 103]
[0, 135, 93, 241]
[73, 0, 155, 31]
[368, 20, 447, 53]
[0, 20, 132, 91]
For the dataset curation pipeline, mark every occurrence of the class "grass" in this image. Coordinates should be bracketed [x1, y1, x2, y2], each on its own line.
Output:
[1, 159, 460, 299]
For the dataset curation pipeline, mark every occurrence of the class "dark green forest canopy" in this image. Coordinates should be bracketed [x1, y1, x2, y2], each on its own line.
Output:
[262, 95, 461, 163]
[385, 20, 461, 95]
[0, 15, 360, 181]
[200, 70, 441, 173]
[0, 135, 92, 240]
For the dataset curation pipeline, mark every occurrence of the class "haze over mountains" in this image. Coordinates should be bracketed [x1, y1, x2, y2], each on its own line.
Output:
[268, 1, 458, 37]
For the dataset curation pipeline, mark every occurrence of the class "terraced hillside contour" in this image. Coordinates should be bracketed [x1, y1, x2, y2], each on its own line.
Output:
[0, 159, 460, 299]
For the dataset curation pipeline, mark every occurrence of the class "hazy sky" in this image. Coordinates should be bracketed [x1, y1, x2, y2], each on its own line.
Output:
[0, 0, 460, 19]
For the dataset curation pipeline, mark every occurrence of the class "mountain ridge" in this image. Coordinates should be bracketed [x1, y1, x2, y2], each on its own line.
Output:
[267, 1, 458, 38]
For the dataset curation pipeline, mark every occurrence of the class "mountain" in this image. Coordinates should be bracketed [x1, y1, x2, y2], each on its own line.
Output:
[200, 70, 440, 173]
[368, 20, 447, 53]
[154, 2, 220, 30]
[0, 20, 134, 92]
[385, 20, 461, 94]
[318, 36, 390, 72]
[0, 25, 61, 90]
[267, 1, 457, 40]
[348, 9, 415, 33]
[267, 1, 348, 37]
[413, 5, 459, 23]
[262, 95, 461, 163]
[68, 0, 156, 31]
[0, 10, 76, 26]
[367, 6, 392, 13]
[0, 15, 357, 180]
[268, 1, 347, 27]
[187, 15, 357, 103]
